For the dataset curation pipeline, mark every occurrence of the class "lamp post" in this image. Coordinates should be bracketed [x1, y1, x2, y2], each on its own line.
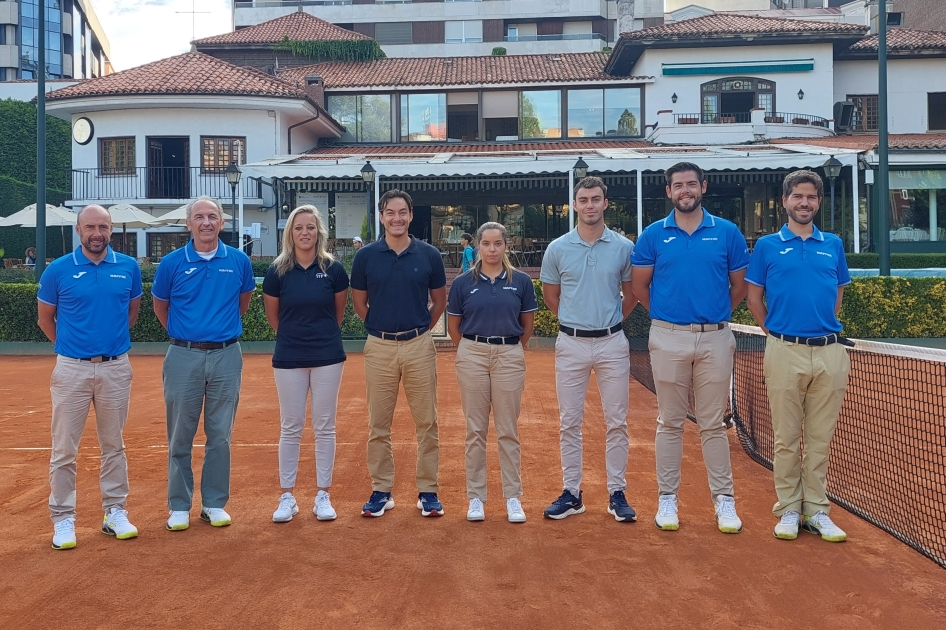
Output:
[360, 160, 376, 241]
[568, 156, 589, 231]
[225, 162, 242, 248]
[823, 156, 843, 235]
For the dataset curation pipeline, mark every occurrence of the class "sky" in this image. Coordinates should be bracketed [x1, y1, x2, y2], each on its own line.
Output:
[92, 0, 233, 71]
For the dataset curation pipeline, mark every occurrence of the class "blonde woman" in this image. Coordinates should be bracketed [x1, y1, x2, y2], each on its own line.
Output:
[447, 222, 538, 523]
[263, 206, 349, 523]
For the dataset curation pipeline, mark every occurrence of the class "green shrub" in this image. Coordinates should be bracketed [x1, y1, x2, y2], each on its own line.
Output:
[491, 47, 507, 56]
[0, 268, 37, 284]
[846, 253, 946, 269]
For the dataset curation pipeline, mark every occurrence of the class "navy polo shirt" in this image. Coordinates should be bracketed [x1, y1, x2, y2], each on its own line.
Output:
[37, 246, 143, 359]
[447, 269, 538, 337]
[746, 224, 851, 337]
[350, 236, 447, 333]
[632, 209, 749, 325]
[262, 260, 349, 369]
[151, 239, 256, 342]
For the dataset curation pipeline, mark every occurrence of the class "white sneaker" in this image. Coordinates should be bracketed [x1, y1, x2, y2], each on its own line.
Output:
[102, 507, 139, 540]
[802, 511, 847, 542]
[774, 510, 801, 540]
[314, 490, 337, 521]
[166, 510, 190, 531]
[52, 518, 76, 550]
[506, 498, 526, 523]
[200, 506, 232, 527]
[273, 492, 299, 523]
[467, 498, 485, 521]
[655, 494, 679, 531]
[714, 495, 743, 534]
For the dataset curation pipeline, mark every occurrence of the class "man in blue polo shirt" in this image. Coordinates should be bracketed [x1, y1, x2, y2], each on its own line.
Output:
[351, 189, 447, 518]
[152, 196, 256, 531]
[37, 204, 142, 550]
[746, 169, 852, 543]
[632, 161, 749, 534]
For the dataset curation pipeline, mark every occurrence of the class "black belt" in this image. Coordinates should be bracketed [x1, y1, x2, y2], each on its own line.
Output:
[462, 334, 520, 345]
[368, 327, 427, 342]
[79, 355, 122, 363]
[170, 338, 240, 351]
[770, 332, 854, 347]
[559, 323, 623, 338]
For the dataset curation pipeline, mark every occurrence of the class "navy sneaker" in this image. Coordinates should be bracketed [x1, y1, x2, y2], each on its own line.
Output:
[417, 493, 444, 517]
[362, 491, 394, 517]
[607, 490, 638, 522]
[544, 489, 585, 520]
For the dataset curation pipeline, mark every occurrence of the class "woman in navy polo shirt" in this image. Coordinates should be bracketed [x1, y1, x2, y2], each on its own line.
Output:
[263, 205, 349, 523]
[447, 222, 538, 523]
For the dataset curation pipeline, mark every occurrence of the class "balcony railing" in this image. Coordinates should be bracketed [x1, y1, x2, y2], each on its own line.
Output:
[72, 167, 263, 202]
[766, 112, 830, 127]
[504, 33, 606, 42]
[672, 112, 829, 127]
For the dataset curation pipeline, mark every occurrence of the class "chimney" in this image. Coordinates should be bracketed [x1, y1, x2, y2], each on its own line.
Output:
[305, 74, 324, 107]
[617, 0, 636, 36]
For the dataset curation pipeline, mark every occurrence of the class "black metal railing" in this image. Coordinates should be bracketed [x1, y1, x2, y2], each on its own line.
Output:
[672, 112, 830, 126]
[504, 33, 606, 42]
[72, 167, 263, 202]
[766, 112, 830, 127]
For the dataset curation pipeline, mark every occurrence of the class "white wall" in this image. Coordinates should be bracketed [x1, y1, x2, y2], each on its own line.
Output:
[381, 38, 607, 57]
[834, 58, 946, 134]
[665, 0, 769, 10]
[635, 44, 837, 125]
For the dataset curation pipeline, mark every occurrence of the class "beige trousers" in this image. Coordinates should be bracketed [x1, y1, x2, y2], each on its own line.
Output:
[764, 336, 850, 517]
[649, 325, 736, 498]
[455, 339, 525, 501]
[363, 332, 439, 493]
[49, 355, 133, 523]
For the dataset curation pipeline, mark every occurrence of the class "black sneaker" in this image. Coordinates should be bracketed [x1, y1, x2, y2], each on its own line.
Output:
[362, 491, 394, 517]
[543, 489, 585, 520]
[607, 490, 638, 522]
[417, 493, 444, 517]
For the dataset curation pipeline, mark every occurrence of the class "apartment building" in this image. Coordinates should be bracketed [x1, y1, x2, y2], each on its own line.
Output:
[0, 0, 111, 82]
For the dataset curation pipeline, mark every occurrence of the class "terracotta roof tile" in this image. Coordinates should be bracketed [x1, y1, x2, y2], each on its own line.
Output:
[46, 52, 306, 101]
[847, 28, 946, 53]
[771, 134, 946, 151]
[279, 53, 647, 89]
[301, 140, 652, 158]
[619, 13, 867, 39]
[194, 11, 370, 45]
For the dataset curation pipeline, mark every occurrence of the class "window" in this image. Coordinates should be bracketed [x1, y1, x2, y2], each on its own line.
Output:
[567, 87, 642, 138]
[400, 93, 447, 141]
[519, 90, 561, 139]
[701, 78, 775, 123]
[327, 94, 393, 143]
[929, 93, 946, 131]
[201, 137, 247, 173]
[375, 22, 412, 45]
[100, 137, 136, 175]
[848, 94, 879, 132]
[445, 20, 482, 43]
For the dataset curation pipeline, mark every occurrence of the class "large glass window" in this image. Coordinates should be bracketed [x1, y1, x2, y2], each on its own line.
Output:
[201, 137, 247, 173]
[327, 94, 393, 143]
[100, 137, 136, 175]
[20, 1, 62, 79]
[887, 171, 946, 242]
[519, 90, 561, 139]
[567, 88, 642, 138]
[445, 21, 482, 43]
[701, 78, 774, 123]
[400, 93, 447, 142]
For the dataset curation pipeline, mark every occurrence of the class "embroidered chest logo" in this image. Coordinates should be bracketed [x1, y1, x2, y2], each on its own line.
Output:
[502, 286, 518, 291]
[663, 236, 677, 244]
[218, 268, 234, 273]
[779, 248, 793, 255]
[110, 274, 127, 279]
[72, 271, 87, 279]
[702, 237, 718, 241]
[469, 288, 479, 294]
[816, 251, 833, 258]
[183, 267, 198, 275]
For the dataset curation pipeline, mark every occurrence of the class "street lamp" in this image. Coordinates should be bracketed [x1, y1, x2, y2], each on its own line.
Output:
[573, 156, 589, 180]
[225, 161, 242, 248]
[823, 156, 843, 235]
[360, 160, 376, 241]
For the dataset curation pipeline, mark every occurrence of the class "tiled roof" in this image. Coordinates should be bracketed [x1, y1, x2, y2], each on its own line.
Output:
[771, 134, 946, 151]
[618, 13, 867, 40]
[193, 11, 370, 45]
[279, 53, 647, 89]
[45, 52, 307, 101]
[845, 28, 946, 54]
[301, 140, 652, 158]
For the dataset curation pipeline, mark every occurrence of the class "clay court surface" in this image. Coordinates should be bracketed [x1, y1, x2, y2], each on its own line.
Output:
[1, 351, 945, 629]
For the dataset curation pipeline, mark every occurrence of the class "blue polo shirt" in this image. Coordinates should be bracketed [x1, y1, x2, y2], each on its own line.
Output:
[461, 245, 475, 272]
[447, 269, 538, 337]
[37, 246, 142, 359]
[151, 239, 256, 342]
[746, 224, 851, 337]
[262, 260, 349, 369]
[350, 236, 447, 333]
[632, 209, 749, 325]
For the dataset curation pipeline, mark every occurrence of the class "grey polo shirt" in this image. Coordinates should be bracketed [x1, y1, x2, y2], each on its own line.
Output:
[539, 227, 634, 330]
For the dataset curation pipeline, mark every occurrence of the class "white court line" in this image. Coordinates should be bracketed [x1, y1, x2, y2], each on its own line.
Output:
[3, 442, 398, 451]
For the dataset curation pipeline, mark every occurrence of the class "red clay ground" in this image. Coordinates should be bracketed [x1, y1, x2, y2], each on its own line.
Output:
[1, 351, 945, 629]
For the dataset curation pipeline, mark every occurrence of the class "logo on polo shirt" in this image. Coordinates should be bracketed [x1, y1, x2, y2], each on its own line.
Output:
[315, 273, 327, 279]
[184, 267, 198, 275]
[469, 288, 479, 294]
[817, 251, 833, 258]
[218, 268, 234, 273]
[663, 237, 676, 244]
[72, 271, 87, 279]
[702, 237, 718, 241]
[779, 248, 793, 255]
[502, 286, 518, 291]
[110, 274, 127, 279]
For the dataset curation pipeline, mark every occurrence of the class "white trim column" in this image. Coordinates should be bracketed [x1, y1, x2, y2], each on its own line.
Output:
[374, 177, 381, 241]
[568, 168, 575, 231]
[931, 190, 939, 242]
[851, 159, 860, 253]
[636, 169, 644, 237]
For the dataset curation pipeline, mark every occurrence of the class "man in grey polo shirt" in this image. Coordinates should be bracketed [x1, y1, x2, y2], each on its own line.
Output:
[540, 176, 638, 522]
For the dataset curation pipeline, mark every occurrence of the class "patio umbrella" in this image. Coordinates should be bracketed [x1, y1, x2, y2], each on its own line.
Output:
[153, 204, 232, 225]
[108, 203, 161, 255]
[0, 204, 78, 253]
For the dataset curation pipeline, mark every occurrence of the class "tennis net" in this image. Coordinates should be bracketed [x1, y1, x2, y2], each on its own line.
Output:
[625, 310, 946, 569]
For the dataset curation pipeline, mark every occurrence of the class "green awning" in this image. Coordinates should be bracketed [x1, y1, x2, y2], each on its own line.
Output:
[662, 59, 814, 76]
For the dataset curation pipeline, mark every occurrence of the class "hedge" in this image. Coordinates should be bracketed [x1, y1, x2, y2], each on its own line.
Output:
[846, 253, 946, 269]
[0, 99, 71, 192]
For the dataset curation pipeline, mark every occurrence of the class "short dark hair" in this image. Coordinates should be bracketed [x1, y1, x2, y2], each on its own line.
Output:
[664, 162, 705, 186]
[460, 233, 473, 243]
[575, 176, 607, 199]
[782, 170, 824, 199]
[379, 189, 413, 214]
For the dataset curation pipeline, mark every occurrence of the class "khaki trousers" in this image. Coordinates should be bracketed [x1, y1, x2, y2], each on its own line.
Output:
[455, 339, 525, 501]
[49, 355, 133, 523]
[649, 325, 736, 498]
[364, 332, 439, 493]
[764, 336, 850, 517]
[555, 331, 630, 494]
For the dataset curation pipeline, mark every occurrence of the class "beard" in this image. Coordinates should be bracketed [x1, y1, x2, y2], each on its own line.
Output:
[787, 207, 816, 225]
[83, 237, 108, 254]
[673, 194, 702, 214]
